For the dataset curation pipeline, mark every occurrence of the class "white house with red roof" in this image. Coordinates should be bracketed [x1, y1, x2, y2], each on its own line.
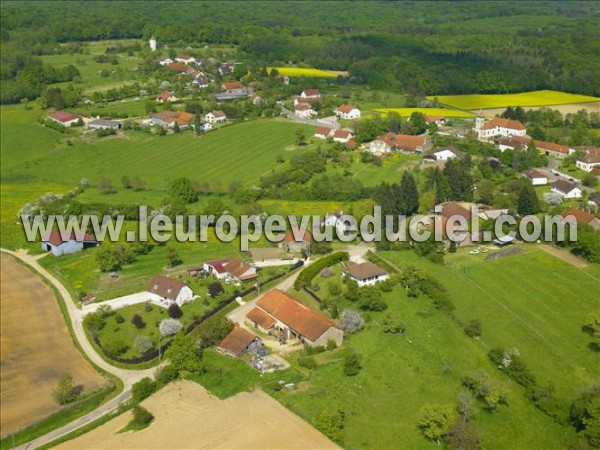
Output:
[314, 126, 333, 139]
[48, 111, 81, 127]
[203, 258, 258, 283]
[294, 103, 316, 119]
[158, 57, 173, 66]
[41, 230, 98, 256]
[156, 91, 177, 103]
[205, 110, 227, 124]
[523, 169, 548, 186]
[146, 275, 195, 306]
[576, 148, 600, 172]
[335, 104, 361, 120]
[175, 54, 196, 65]
[332, 129, 353, 143]
[300, 89, 321, 99]
[473, 116, 527, 140]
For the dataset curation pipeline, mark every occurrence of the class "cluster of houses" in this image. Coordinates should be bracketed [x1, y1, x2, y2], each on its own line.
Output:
[366, 132, 428, 154]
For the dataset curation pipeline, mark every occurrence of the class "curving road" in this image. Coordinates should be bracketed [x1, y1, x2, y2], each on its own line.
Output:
[1, 248, 157, 450]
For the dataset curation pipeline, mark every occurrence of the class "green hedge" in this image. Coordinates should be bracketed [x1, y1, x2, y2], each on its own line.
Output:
[294, 252, 349, 290]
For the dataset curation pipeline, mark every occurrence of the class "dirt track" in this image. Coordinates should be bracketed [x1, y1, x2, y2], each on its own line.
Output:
[58, 381, 338, 449]
[0, 253, 105, 437]
[539, 244, 588, 269]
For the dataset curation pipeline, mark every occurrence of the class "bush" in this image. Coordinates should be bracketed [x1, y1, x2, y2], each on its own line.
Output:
[209, 282, 224, 297]
[326, 339, 337, 351]
[159, 318, 183, 337]
[134, 335, 155, 354]
[195, 315, 234, 349]
[359, 286, 387, 311]
[155, 364, 180, 385]
[343, 351, 362, 376]
[316, 405, 345, 444]
[298, 354, 317, 370]
[129, 405, 154, 430]
[132, 377, 156, 403]
[132, 314, 146, 329]
[53, 373, 78, 405]
[418, 404, 456, 442]
[341, 309, 365, 333]
[294, 252, 349, 290]
[115, 314, 125, 324]
[462, 372, 509, 410]
[104, 339, 129, 356]
[382, 315, 405, 334]
[168, 303, 183, 318]
[463, 319, 482, 338]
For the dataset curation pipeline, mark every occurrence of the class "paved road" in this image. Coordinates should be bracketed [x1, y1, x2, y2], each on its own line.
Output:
[280, 105, 340, 128]
[1, 248, 157, 449]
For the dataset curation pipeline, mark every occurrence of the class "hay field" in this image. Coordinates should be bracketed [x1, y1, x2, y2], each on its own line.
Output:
[58, 380, 338, 449]
[0, 253, 105, 436]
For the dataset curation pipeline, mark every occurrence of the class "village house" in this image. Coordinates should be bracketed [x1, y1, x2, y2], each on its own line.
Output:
[280, 230, 311, 253]
[367, 132, 428, 154]
[168, 62, 196, 75]
[473, 117, 527, 140]
[423, 147, 459, 163]
[425, 115, 446, 127]
[203, 257, 258, 283]
[322, 210, 357, 236]
[158, 57, 173, 66]
[150, 110, 193, 129]
[294, 103, 316, 119]
[496, 135, 530, 152]
[551, 180, 583, 199]
[496, 135, 575, 159]
[560, 208, 600, 232]
[314, 126, 333, 139]
[300, 89, 321, 99]
[48, 111, 81, 127]
[41, 230, 98, 256]
[535, 140, 575, 159]
[205, 110, 227, 124]
[156, 91, 177, 103]
[248, 93, 262, 106]
[335, 104, 361, 120]
[175, 54, 196, 65]
[221, 81, 247, 95]
[146, 275, 195, 306]
[217, 325, 262, 358]
[294, 97, 320, 107]
[333, 129, 353, 143]
[198, 122, 212, 132]
[218, 63, 235, 76]
[342, 261, 389, 287]
[576, 148, 600, 172]
[523, 169, 548, 186]
[193, 74, 209, 88]
[88, 119, 121, 130]
[247, 289, 344, 347]
[281, 75, 290, 85]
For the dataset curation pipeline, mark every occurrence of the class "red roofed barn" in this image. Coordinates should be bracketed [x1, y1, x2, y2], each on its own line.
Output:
[41, 230, 97, 256]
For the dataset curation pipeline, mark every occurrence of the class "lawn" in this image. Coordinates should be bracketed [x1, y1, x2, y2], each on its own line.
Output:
[277, 257, 577, 449]
[431, 90, 600, 110]
[267, 67, 338, 78]
[375, 107, 475, 118]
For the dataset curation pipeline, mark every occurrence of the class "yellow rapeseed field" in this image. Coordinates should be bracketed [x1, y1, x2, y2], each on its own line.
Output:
[267, 67, 338, 78]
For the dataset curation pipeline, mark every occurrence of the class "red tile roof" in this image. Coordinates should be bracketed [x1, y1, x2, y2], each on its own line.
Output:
[344, 262, 388, 281]
[256, 289, 339, 342]
[394, 134, 426, 151]
[425, 115, 445, 123]
[50, 111, 79, 123]
[222, 81, 244, 91]
[295, 103, 313, 111]
[168, 62, 193, 73]
[177, 54, 193, 60]
[333, 129, 352, 139]
[42, 229, 96, 246]
[345, 139, 357, 150]
[441, 202, 472, 221]
[483, 117, 526, 131]
[146, 275, 189, 301]
[157, 91, 172, 101]
[218, 325, 257, 356]
[523, 169, 546, 179]
[247, 307, 276, 330]
[336, 104, 356, 113]
[578, 148, 600, 164]
[314, 126, 332, 136]
[283, 229, 311, 244]
[560, 208, 597, 224]
[302, 89, 321, 97]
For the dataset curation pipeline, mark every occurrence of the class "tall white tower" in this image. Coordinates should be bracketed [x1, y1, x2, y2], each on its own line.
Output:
[475, 116, 484, 130]
[149, 36, 157, 52]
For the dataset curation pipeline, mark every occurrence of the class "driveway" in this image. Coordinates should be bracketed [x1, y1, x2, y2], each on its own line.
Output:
[82, 291, 163, 316]
[280, 106, 340, 128]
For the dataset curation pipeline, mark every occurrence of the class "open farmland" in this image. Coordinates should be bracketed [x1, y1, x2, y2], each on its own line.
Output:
[375, 107, 475, 118]
[480, 101, 600, 118]
[0, 253, 106, 436]
[57, 380, 338, 449]
[268, 67, 339, 78]
[431, 90, 600, 110]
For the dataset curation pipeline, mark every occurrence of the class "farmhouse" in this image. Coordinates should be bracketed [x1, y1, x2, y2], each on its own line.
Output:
[221, 81, 247, 95]
[394, 134, 428, 152]
[294, 103, 316, 118]
[536, 140, 575, 159]
[335, 104, 361, 120]
[343, 262, 389, 287]
[203, 257, 258, 282]
[88, 119, 121, 130]
[437, 202, 473, 222]
[473, 116, 526, 139]
[156, 91, 177, 103]
[333, 129, 353, 143]
[425, 115, 446, 126]
[523, 169, 548, 185]
[218, 63, 235, 75]
[576, 148, 600, 172]
[560, 208, 600, 232]
[175, 54, 196, 65]
[150, 110, 193, 129]
[496, 135, 530, 152]
[41, 230, 98, 256]
[367, 133, 396, 154]
[48, 111, 80, 127]
[146, 275, 195, 306]
[551, 180, 583, 198]
[217, 325, 261, 358]
[205, 110, 227, 124]
[300, 89, 321, 99]
[168, 62, 195, 74]
[314, 126, 333, 139]
[250, 289, 343, 347]
[496, 135, 576, 159]
[423, 146, 459, 163]
[280, 230, 311, 253]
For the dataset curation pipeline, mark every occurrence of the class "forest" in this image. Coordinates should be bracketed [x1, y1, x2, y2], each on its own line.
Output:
[1, 1, 599, 104]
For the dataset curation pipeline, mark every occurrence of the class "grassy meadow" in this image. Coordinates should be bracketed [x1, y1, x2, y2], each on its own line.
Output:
[431, 90, 600, 110]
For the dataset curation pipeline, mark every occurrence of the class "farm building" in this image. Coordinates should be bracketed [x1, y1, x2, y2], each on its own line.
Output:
[150, 110, 193, 129]
[168, 62, 195, 74]
[48, 111, 81, 127]
[249, 289, 343, 347]
[322, 211, 357, 236]
[175, 54, 196, 65]
[88, 119, 121, 130]
[300, 89, 321, 99]
[294, 97, 320, 107]
[333, 129, 353, 143]
[423, 147, 459, 163]
[146, 275, 195, 306]
[366, 132, 428, 154]
[552, 180, 583, 199]
[203, 257, 258, 282]
[496, 135, 575, 159]
[314, 126, 333, 139]
[473, 117, 526, 140]
[523, 169, 548, 185]
[217, 325, 261, 357]
[221, 81, 247, 95]
[335, 104, 361, 120]
[205, 110, 227, 124]
[41, 230, 98, 256]
[560, 208, 600, 232]
[294, 103, 316, 119]
[576, 148, 600, 172]
[280, 230, 311, 253]
[156, 91, 177, 103]
[436, 202, 473, 222]
[343, 262, 389, 287]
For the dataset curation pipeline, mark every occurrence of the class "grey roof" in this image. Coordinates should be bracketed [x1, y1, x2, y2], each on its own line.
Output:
[89, 119, 119, 127]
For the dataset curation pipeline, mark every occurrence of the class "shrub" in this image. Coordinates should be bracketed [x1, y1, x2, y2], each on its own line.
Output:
[464, 319, 482, 338]
[195, 316, 234, 349]
[132, 314, 146, 329]
[328, 282, 342, 296]
[209, 282, 224, 297]
[168, 303, 183, 318]
[298, 354, 317, 370]
[155, 364, 180, 385]
[343, 351, 362, 376]
[359, 286, 387, 311]
[134, 335, 155, 354]
[132, 377, 156, 403]
[418, 404, 456, 442]
[129, 405, 154, 430]
[115, 314, 125, 324]
[316, 405, 345, 444]
[294, 252, 349, 290]
[382, 315, 405, 334]
[167, 333, 203, 372]
[341, 309, 365, 333]
[330, 303, 339, 319]
[53, 373, 78, 405]
[159, 318, 183, 337]
[104, 339, 129, 356]
[462, 372, 509, 410]
[326, 339, 337, 351]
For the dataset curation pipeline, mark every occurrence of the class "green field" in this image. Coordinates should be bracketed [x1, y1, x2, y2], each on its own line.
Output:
[375, 107, 475, 118]
[431, 90, 600, 110]
[278, 246, 590, 448]
[267, 67, 339, 78]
